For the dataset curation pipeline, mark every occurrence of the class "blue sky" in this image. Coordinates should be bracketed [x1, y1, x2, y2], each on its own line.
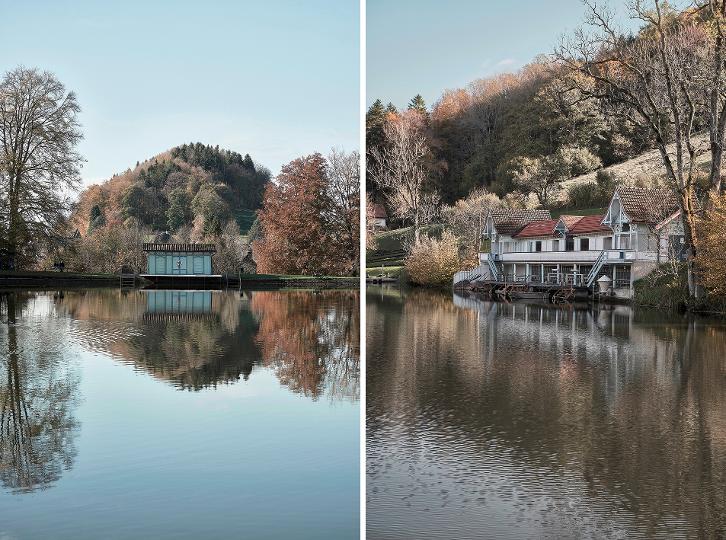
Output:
[367, 0, 644, 109]
[0, 0, 359, 187]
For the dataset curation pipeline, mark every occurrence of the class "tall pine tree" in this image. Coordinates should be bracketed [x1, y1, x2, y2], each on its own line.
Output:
[408, 94, 427, 115]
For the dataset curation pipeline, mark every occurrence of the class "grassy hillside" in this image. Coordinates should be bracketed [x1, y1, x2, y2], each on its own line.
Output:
[366, 224, 444, 280]
[560, 132, 711, 199]
[234, 208, 257, 235]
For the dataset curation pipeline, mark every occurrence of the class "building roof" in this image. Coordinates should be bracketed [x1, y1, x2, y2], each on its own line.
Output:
[488, 208, 552, 235]
[616, 187, 681, 225]
[513, 219, 557, 238]
[142, 243, 216, 253]
[372, 203, 388, 219]
[569, 214, 610, 234]
[558, 215, 582, 229]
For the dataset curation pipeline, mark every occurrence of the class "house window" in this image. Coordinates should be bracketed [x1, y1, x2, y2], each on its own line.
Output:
[535, 241, 542, 252]
[604, 237, 613, 250]
[580, 238, 590, 251]
[552, 239, 560, 251]
[565, 237, 575, 252]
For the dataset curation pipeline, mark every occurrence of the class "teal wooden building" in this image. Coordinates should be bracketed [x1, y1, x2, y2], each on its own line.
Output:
[142, 243, 216, 275]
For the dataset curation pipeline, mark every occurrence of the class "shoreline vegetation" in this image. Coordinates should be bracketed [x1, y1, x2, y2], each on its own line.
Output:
[1, 68, 360, 280]
[0, 271, 358, 290]
[366, 1, 726, 315]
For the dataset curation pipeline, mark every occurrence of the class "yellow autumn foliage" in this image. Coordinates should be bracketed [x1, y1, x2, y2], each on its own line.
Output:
[405, 231, 461, 286]
[696, 194, 726, 298]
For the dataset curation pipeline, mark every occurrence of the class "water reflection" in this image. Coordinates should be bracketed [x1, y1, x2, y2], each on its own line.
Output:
[1, 288, 359, 495]
[51, 289, 359, 398]
[0, 293, 80, 494]
[367, 287, 726, 539]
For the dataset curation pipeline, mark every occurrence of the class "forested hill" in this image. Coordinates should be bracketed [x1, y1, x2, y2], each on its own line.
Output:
[72, 142, 270, 236]
[367, 60, 657, 205]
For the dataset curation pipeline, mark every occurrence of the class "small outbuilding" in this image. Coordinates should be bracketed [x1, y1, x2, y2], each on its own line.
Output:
[371, 203, 388, 230]
[142, 243, 216, 275]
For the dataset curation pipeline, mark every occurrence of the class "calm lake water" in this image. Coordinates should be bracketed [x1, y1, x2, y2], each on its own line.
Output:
[0, 288, 359, 540]
[367, 286, 726, 539]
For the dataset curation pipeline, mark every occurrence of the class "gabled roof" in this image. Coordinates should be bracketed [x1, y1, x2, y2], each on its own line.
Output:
[372, 203, 387, 219]
[569, 214, 610, 234]
[554, 214, 610, 235]
[615, 187, 681, 225]
[558, 215, 582, 229]
[513, 219, 557, 238]
[488, 208, 552, 235]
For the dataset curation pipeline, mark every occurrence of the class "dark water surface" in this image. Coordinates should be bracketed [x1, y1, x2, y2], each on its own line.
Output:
[367, 287, 726, 539]
[0, 288, 359, 540]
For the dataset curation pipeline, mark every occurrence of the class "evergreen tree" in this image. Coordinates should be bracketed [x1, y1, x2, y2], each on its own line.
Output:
[408, 94, 427, 115]
[87, 204, 106, 234]
[166, 188, 192, 231]
[366, 100, 387, 155]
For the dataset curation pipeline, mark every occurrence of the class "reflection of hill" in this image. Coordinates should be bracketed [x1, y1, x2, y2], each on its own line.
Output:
[252, 291, 360, 401]
[368, 290, 726, 536]
[56, 289, 259, 390]
[0, 293, 80, 493]
[53, 289, 360, 399]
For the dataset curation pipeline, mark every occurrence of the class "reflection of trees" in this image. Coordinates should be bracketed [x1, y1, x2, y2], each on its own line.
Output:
[0, 293, 79, 493]
[54, 289, 360, 399]
[368, 288, 726, 536]
[251, 291, 360, 401]
[56, 290, 260, 390]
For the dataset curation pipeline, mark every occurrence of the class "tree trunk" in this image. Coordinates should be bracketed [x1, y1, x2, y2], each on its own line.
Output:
[7, 175, 20, 269]
[679, 188, 703, 301]
[413, 210, 420, 244]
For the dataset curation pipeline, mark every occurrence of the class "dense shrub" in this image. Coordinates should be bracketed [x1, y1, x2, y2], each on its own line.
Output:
[405, 231, 461, 286]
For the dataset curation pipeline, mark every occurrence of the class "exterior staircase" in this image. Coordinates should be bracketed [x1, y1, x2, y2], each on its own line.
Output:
[585, 251, 607, 288]
[119, 273, 136, 288]
[486, 253, 500, 281]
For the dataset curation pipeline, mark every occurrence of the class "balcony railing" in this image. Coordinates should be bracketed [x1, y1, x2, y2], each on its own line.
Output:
[480, 249, 658, 264]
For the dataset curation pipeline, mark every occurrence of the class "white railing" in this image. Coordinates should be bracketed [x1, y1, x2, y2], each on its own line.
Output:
[453, 268, 483, 287]
[586, 251, 607, 288]
[478, 249, 659, 264]
[487, 253, 500, 281]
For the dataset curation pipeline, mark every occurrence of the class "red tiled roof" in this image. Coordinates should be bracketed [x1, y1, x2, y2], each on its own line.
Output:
[513, 219, 557, 238]
[569, 214, 610, 234]
[559, 215, 582, 228]
[372, 203, 387, 219]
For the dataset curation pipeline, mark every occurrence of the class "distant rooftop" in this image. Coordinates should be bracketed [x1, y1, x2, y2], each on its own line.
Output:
[142, 243, 217, 253]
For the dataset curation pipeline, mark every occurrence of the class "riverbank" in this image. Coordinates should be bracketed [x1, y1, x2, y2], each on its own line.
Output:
[0, 271, 359, 290]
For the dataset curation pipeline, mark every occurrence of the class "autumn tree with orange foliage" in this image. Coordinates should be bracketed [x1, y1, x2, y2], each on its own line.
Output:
[253, 152, 359, 276]
[696, 194, 726, 299]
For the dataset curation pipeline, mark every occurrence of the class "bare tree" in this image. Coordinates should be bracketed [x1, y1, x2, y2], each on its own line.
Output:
[0, 67, 83, 268]
[441, 188, 502, 258]
[370, 110, 431, 243]
[327, 148, 360, 274]
[556, 0, 726, 300]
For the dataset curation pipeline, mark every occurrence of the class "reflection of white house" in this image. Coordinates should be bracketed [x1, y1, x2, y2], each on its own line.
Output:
[143, 243, 216, 275]
[460, 187, 684, 298]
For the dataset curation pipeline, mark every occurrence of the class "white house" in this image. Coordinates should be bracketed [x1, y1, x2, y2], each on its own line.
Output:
[371, 203, 388, 230]
[456, 187, 684, 298]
